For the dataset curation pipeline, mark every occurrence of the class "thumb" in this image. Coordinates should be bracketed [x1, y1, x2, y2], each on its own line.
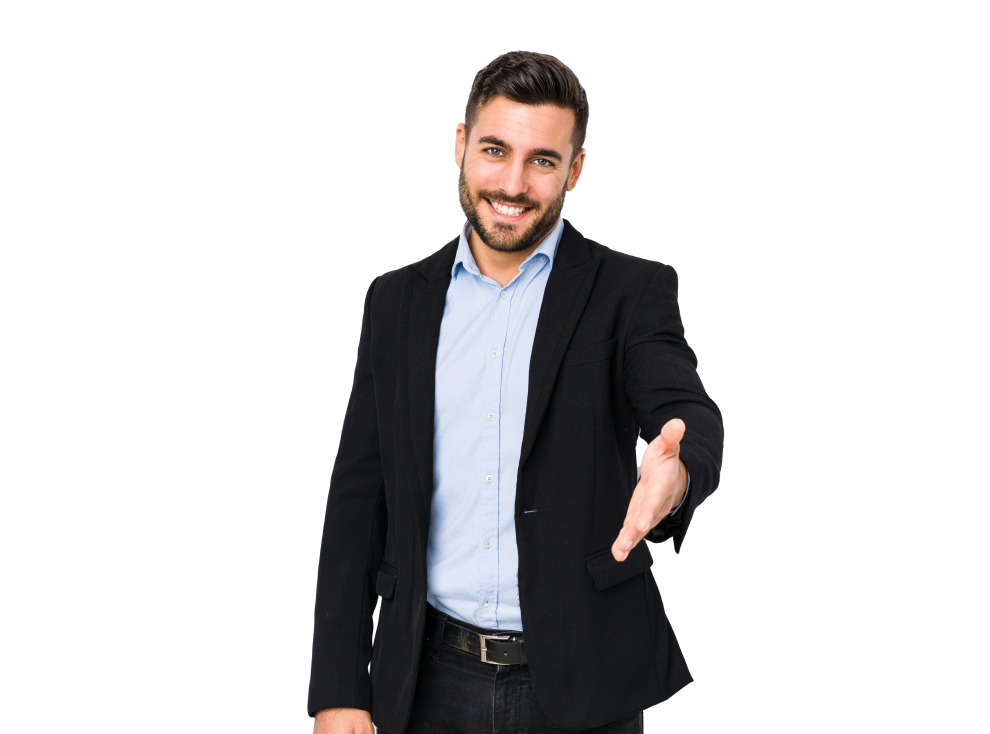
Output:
[650, 418, 685, 456]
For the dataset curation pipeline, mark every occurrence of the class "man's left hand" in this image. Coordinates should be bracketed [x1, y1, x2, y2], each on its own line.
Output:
[612, 418, 688, 562]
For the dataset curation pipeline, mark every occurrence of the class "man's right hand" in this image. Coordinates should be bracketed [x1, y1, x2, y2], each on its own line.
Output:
[313, 707, 374, 734]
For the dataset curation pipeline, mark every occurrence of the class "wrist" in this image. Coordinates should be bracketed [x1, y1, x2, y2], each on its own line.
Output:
[673, 459, 688, 507]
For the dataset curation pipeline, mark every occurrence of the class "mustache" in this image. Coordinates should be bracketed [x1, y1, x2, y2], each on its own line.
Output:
[477, 190, 540, 210]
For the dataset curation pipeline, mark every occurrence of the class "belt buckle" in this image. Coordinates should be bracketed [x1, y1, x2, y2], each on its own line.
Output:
[479, 633, 513, 665]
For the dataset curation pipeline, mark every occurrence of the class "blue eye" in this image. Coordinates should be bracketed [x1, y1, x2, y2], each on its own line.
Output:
[485, 148, 504, 156]
[534, 158, 551, 167]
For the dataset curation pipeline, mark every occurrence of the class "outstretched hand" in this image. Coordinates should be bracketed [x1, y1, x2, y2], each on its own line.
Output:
[611, 418, 688, 562]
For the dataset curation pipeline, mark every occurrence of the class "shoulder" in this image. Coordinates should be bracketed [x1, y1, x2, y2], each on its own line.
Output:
[364, 234, 459, 312]
[569, 223, 677, 299]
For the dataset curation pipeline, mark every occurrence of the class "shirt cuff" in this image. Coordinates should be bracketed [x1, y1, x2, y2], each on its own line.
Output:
[668, 469, 690, 516]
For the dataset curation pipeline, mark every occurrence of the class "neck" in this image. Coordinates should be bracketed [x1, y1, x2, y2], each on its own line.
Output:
[468, 227, 553, 280]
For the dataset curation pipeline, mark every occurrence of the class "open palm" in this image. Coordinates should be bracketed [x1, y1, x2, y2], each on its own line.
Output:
[611, 418, 688, 561]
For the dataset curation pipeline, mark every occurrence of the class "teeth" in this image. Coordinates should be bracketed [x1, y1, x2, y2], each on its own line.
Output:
[490, 199, 525, 216]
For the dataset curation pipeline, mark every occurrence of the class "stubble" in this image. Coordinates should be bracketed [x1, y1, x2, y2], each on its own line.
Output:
[458, 166, 567, 254]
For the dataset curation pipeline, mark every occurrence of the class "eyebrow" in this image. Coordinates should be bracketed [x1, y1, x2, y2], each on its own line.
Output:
[477, 136, 564, 163]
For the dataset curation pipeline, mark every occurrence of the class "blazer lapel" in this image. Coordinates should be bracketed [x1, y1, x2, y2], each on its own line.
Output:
[518, 220, 601, 469]
[399, 237, 457, 538]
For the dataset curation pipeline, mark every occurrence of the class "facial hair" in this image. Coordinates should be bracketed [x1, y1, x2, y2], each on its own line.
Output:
[458, 165, 567, 254]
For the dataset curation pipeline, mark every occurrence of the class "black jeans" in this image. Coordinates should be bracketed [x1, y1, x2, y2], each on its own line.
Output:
[380, 605, 643, 734]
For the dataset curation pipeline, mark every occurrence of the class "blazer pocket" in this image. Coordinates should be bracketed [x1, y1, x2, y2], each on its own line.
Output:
[376, 560, 398, 599]
[585, 540, 654, 591]
[562, 337, 617, 368]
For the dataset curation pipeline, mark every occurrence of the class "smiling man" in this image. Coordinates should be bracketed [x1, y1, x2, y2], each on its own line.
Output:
[457, 94, 577, 259]
[309, 52, 724, 734]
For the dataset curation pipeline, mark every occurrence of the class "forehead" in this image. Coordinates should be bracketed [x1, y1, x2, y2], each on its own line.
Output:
[469, 96, 575, 155]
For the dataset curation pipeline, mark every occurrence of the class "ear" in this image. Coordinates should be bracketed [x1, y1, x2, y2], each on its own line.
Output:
[455, 123, 467, 168]
[566, 148, 586, 191]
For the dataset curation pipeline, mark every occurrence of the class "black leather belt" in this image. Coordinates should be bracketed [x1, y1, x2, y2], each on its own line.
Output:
[425, 604, 527, 666]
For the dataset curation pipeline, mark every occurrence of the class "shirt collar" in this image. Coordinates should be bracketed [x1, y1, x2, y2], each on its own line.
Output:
[452, 217, 565, 279]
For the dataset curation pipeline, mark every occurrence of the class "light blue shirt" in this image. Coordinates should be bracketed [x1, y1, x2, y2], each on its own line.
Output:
[427, 218, 688, 630]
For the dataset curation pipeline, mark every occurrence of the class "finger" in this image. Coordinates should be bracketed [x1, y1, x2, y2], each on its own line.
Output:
[611, 525, 639, 561]
[612, 536, 629, 562]
[650, 418, 686, 456]
[612, 517, 650, 561]
[611, 505, 637, 560]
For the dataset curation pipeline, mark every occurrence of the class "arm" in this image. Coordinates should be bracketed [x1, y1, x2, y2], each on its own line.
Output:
[620, 264, 723, 554]
[308, 276, 388, 719]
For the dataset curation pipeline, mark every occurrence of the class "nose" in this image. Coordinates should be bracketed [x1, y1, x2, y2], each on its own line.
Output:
[496, 157, 527, 200]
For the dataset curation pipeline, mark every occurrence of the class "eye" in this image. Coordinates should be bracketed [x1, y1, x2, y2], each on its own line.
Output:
[484, 147, 504, 157]
[533, 158, 552, 167]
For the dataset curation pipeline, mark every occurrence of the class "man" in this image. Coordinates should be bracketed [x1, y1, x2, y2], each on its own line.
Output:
[309, 51, 723, 734]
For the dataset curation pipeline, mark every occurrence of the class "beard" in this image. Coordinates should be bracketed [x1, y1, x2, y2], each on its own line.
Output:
[458, 166, 567, 254]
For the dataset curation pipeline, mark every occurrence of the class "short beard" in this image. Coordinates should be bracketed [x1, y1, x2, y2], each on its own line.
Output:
[458, 165, 567, 254]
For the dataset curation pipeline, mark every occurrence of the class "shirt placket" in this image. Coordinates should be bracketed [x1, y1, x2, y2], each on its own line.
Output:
[478, 279, 513, 625]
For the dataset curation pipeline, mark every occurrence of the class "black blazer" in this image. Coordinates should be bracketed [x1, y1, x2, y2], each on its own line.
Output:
[308, 220, 723, 732]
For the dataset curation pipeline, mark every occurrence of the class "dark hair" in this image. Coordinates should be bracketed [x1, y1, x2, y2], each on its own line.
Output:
[465, 51, 589, 161]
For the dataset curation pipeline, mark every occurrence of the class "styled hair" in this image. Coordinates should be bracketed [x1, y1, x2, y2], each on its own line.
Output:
[465, 51, 589, 160]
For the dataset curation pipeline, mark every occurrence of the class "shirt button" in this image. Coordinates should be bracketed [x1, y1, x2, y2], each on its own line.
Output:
[484, 539, 492, 548]
[486, 475, 493, 483]
[483, 602, 490, 610]
[500, 290, 507, 298]
[490, 350, 498, 358]
[487, 412, 495, 420]
[540, 255, 547, 262]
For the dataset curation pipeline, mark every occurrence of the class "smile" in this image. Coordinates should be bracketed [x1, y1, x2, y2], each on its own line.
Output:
[486, 198, 531, 220]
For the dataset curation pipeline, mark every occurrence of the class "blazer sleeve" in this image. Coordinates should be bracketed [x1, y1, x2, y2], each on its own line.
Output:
[623, 264, 723, 553]
[308, 275, 388, 716]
